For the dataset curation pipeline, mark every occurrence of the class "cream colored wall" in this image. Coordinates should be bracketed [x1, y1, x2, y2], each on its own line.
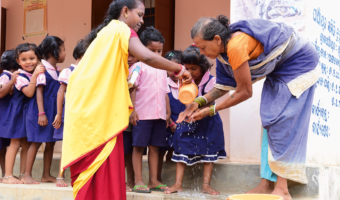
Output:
[2, 0, 92, 152]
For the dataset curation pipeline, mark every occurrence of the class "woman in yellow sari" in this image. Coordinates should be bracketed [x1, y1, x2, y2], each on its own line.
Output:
[61, 0, 191, 199]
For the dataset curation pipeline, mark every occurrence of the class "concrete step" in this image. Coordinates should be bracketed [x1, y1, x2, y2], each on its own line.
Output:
[0, 183, 320, 200]
[2, 155, 320, 199]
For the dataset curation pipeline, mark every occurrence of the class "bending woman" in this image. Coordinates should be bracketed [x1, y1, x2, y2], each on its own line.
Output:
[60, 1, 191, 200]
[177, 15, 319, 200]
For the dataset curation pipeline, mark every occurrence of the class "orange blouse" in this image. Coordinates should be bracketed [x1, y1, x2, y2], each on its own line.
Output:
[227, 33, 264, 70]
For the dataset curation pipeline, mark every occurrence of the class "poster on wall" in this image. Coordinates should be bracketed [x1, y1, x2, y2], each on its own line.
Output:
[23, 0, 47, 38]
[231, 0, 306, 32]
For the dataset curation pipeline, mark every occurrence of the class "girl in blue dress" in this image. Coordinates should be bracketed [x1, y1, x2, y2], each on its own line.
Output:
[23, 36, 66, 184]
[158, 50, 186, 183]
[165, 45, 226, 195]
[0, 50, 20, 182]
[0, 43, 45, 184]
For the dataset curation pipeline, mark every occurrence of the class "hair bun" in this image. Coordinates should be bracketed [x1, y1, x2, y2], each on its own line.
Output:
[217, 15, 230, 27]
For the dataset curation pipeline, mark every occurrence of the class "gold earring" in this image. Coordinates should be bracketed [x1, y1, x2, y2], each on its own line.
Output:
[125, 14, 128, 18]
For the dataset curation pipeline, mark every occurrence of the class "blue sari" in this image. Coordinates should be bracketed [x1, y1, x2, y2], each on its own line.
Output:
[215, 19, 319, 184]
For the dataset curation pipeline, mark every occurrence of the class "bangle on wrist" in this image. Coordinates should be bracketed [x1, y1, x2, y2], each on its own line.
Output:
[209, 105, 217, 116]
[169, 122, 176, 127]
[193, 96, 207, 108]
[202, 96, 208, 105]
[38, 112, 45, 116]
[174, 64, 185, 78]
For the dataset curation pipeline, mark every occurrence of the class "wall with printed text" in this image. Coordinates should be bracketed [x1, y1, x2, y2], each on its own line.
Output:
[305, 0, 340, 166]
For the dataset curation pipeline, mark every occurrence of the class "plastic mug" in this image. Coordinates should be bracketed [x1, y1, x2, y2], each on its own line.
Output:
[178, 83, 198, 105]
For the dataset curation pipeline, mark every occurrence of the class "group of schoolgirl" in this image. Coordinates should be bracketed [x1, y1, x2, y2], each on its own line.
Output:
[125, 26, 226, 195]
[0, 36, 86, 187]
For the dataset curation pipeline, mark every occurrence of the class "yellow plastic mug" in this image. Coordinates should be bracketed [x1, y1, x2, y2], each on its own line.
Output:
[227, 194, 283, 200]
[178, 83, 199, 105]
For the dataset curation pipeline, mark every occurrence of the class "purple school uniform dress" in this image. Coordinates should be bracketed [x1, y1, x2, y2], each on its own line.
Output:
[26, 60, 60, 143]
[53, 65, 76, 140]
[171, 72, 226, 165]
[0, 71, 13, 149]
[159, 77, 186, 152]
[0, 69, 32, 139]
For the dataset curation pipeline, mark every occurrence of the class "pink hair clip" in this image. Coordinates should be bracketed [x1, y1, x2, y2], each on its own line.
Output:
[192, 43, 196, 46]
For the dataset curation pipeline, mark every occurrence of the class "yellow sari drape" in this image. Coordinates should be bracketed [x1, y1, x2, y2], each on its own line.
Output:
[61, 20, 133, 198]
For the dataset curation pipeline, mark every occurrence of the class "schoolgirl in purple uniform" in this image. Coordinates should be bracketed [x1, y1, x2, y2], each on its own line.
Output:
[23, 36, 66, 184]
[165, 46, 226, 195]
[0, 50, 20, 182]
[52, 40, 86, 187]
[158, 50, 185, 183]
[0, 43, 45, 184]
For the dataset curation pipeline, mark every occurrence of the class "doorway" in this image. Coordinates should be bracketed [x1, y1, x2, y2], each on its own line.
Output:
[1, 7, 7, 57]
[91, 0, 175, 55]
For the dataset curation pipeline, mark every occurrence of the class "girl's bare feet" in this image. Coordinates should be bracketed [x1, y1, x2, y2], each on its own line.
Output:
[271, 185, 292, 200]
[22, 174, 39, 184]
[246, 178, 274, 194]
[126, 184, 132, 192]
[127, 181, 134, 191]
[56, 178, 68, 187]
[41, 174, 56, 183]
[18, 174, 25, 182]
[2, 175, 23, 184]
[202, 183, 220, 195]
[164, 183, 183, 194]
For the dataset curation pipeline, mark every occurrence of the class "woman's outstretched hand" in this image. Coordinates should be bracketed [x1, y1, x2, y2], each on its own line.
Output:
[176, 102, 199, 123]
[190, 107, 210, 122]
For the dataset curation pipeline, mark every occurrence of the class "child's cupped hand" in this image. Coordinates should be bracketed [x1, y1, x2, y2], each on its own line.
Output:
[52, 114, 62, 129]
[33, 65, 46, 76]
[38, 114, 48, 127]
[129, 110, 139, 126]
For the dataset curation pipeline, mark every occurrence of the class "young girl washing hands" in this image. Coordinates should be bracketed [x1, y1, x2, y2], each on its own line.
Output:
[165, 45, 226, 195]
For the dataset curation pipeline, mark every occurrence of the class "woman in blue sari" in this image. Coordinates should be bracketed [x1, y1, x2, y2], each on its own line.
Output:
[177, 15, 319, 200]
